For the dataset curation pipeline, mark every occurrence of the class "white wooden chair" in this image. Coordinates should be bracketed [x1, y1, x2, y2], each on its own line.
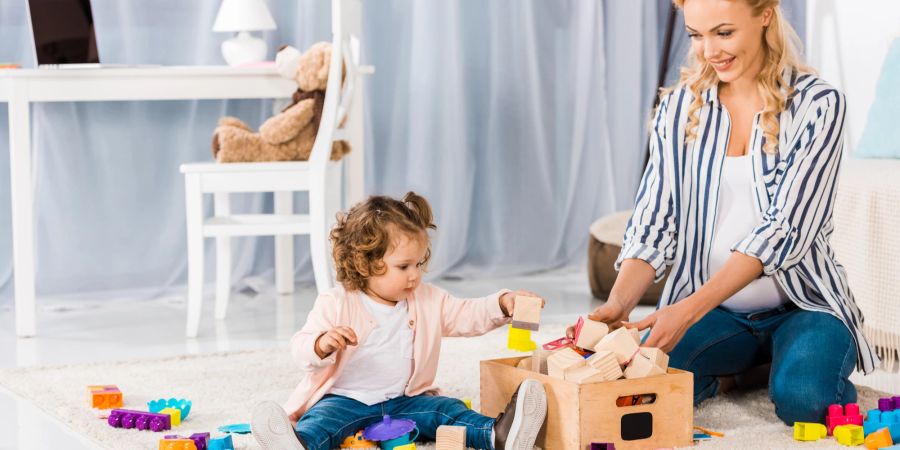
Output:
[180, 0, 372, 338]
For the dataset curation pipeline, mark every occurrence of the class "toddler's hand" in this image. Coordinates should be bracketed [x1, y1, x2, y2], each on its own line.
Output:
[499, 290, 545, 317]
[314, 326, 358, 359]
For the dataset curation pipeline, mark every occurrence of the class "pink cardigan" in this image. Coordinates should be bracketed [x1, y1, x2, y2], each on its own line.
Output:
[283, 283, 511, 421]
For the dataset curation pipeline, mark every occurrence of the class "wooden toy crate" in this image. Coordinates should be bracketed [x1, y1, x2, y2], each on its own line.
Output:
[480, 356, 693, 450]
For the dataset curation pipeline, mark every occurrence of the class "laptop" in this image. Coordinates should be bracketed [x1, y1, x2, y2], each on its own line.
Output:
[27, 0, 155, 69]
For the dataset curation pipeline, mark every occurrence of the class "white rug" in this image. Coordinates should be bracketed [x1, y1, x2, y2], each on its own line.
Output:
[0, 325, 888, 450]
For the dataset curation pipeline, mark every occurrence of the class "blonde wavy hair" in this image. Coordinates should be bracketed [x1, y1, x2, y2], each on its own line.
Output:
[669, 0, 812, 154]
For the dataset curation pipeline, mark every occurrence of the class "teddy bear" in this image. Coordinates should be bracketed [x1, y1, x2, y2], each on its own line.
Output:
[211, 41, 350, 163]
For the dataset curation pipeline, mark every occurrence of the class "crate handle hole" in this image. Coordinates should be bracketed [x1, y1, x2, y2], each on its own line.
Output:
[615, 393, 657, 407]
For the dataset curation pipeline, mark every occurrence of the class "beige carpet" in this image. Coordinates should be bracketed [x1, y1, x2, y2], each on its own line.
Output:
[0, 325, 889, 450]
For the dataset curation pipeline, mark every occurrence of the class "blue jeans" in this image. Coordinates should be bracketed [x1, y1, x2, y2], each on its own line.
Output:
[295, 394, 495, 450]
[668, 303, 857, 425]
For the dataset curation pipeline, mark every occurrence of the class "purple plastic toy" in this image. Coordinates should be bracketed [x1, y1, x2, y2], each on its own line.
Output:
[363, 415, 417, 441]
[163, 432, 210, 450]
[107, 409, 171, 432]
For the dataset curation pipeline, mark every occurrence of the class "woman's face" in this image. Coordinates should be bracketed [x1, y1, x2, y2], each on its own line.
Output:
[682, 0, 772, 85]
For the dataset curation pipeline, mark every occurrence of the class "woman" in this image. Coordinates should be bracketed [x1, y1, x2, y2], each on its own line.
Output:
[575, 0, 877, 424]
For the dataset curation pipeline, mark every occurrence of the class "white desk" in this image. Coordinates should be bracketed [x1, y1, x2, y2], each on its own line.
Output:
[0, 66, 364, 337]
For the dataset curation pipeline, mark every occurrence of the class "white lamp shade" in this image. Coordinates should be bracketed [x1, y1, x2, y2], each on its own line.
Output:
[213, 0, 277, 32]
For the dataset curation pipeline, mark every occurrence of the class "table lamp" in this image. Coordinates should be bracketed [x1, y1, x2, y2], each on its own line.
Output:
[212, 0, 277, 66]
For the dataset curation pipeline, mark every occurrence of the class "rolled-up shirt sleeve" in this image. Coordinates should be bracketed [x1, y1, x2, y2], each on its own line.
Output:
[616, 93, 678, 282]
[733, 90, 846, 274]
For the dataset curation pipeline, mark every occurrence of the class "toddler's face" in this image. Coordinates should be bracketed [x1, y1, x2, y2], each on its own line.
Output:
[366, 230, 427, 305]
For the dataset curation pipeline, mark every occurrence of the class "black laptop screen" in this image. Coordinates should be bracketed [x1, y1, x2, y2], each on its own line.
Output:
[28, 0, 100, 65]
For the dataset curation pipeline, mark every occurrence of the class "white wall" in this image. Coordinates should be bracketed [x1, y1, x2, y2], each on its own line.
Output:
[806, 0, 900, 151]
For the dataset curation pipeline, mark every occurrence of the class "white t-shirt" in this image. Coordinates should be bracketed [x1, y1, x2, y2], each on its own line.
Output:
[710, 155, 789, 313]
[328, 294, 414, 405]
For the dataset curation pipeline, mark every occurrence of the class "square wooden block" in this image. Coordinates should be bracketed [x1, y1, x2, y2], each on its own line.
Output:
[511, 295, 543, 331]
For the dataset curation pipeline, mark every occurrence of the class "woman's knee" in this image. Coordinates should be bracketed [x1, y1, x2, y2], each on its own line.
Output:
[769, 372, 857, 425]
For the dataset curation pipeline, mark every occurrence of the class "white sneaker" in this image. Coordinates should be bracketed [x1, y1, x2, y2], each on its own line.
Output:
[251, 401, 306, 450]
[493, 378, 548, 450]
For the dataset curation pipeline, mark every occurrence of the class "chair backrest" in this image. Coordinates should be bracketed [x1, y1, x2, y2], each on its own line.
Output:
[308, 0, 364, 173]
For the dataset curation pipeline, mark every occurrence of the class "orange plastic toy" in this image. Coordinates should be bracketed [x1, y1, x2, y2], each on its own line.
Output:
[87, 385, 123, 409]
[340, 430, 378, 448]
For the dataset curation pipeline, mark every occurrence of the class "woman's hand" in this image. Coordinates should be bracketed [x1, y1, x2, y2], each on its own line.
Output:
[566, 299, 631, 339]
[625, 301, 697, 353]
[499, 290, 545, 317]
[314, 326, 358, 359]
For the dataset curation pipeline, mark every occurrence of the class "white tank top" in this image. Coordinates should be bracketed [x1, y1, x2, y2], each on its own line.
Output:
[710, 155, 788, 313]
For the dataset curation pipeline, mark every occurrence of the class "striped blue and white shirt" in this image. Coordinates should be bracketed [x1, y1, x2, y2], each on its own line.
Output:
[616, 71, 877, 373]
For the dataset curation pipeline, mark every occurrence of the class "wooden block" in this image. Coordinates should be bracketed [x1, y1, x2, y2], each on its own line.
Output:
[532, 347, 551, 375]
[639, 347, 669, 370]
[565, 365, 608, 384]
[575, 318, 609, 350]
[628, 327, 641, 345]
[547, 348, 586, 380]
[623, 353, 666, 379]
[594, 328, 639, 365]
[511, 295, 543, 331]
[436, 425, 466, 450]
[480, 357, 694, 450]
[585, 350, 624, 381]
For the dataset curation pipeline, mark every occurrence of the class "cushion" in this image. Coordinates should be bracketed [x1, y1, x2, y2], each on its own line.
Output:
[855, 37, 900, 159]
[588, 211, 668, 306]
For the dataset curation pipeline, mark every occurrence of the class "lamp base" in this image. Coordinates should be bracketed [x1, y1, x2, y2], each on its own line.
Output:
[221, 31, 268, 66]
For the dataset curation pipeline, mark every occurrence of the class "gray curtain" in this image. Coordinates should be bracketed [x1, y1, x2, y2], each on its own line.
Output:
[1, 1, 803, 305]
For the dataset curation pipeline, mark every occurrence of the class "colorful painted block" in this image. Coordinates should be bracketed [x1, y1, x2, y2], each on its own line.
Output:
[793, 422, 827, 441]
[87, 385, 123, 409]
[108, 409, 171, 432]
[834, 424, 865, 446]
[507, 326, 536, 352]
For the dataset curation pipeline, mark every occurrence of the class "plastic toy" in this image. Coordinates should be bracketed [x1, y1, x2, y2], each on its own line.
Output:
[834, 424, 865, 446]
[827, 403, 864, 435]
[159, 439, 196, 450]
[160, 407, 182, 426]
[865, 409, 900, 440]
[590, 443, 616, 450]
[436, 425, 466, 450]
[880, 397, 900, 412]
[340, 430, 377, 448]
[392, 445, 416, 450]
[87, 385, 123, 409]
[217, 423, 251, 434]
[511, 295, 542, 331]
[462, 398, 472, 409]
[363, 415, 418, 450]
[793, 422, 827, 441]
[507, 326, 536, 352]
[207, 435, 234, 450]
[107, 409, 171, 432]
[149, 398, 192, 420]
[865, 427, 893, 449]
[162, 432, 209, 450]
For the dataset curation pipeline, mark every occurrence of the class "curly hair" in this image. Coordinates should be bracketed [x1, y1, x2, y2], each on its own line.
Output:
[668, 0, 813, 154]
[330, 192, 437, 291]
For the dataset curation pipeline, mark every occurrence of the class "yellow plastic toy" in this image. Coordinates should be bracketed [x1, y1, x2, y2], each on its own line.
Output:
[159, 407, 182, 427]
[393, 445, 416, 450]
[340, 430, 378, 449]
[462, 398, 472, 409]
[864, 427, 893, 449]
[507, 326, 536, 352]
[793, 422, 827, 441]
[833, 424, 864, 446]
